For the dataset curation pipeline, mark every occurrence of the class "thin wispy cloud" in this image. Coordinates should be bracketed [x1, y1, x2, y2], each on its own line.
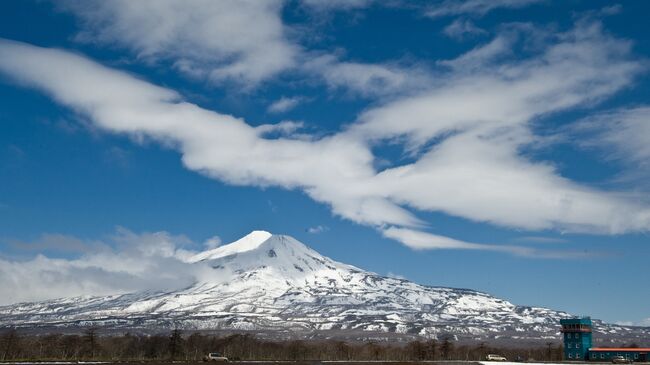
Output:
[306, 225, 329, 234]
[300, 0, 374, 11]
[303, 54, 432, 98]
[267, 96, 305, 113]
[615, 318, 650, 327]
[203, 236, 222, 250]
[386, 271, 406, 280]
[513, 236, 569, 244]
[443, 19, 488, 40]
[6, 233, 106, 255]
[426, 0, 544, 18]
[104, 146, 132, 169]
[571, 106, 650, 170]
[383, 228, 604, 259]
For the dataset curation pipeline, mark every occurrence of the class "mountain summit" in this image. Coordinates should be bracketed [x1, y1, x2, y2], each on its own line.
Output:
[189, 230, 273, 262]
[0, 231, 647, 342]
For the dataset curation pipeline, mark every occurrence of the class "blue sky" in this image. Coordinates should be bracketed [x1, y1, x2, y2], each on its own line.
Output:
[0, 0, 649, 326]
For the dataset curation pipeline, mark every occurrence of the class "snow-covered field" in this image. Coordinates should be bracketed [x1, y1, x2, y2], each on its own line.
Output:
[481, 363, 565, 365]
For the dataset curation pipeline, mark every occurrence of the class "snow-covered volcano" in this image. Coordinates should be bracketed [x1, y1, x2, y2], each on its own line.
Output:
[0, 231, 647, 342]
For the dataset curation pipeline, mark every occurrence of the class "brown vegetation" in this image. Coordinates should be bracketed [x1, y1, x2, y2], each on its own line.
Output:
[0, 328, 564, 361]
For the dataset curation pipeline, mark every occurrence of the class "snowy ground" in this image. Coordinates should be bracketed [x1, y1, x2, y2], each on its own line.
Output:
[480, 362, 611, 365]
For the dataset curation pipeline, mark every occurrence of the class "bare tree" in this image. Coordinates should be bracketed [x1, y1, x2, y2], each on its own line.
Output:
[440, 335, 454, 360]
[1, 328, 20, 361]
[168, 328, 184, 360]
[426, 339, 437, 360]
[84, 327, 99, 359]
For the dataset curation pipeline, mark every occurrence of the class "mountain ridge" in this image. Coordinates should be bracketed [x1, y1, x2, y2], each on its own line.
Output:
[1, 231, 648, 344]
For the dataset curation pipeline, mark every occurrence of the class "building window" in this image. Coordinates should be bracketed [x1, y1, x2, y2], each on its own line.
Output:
[634, 354, 638, 359]
[601, 354, 604, 359]
[569, 353, 573, 359]
[577, 353, 581, 359]
[577, 343, 580, 348]
[592, 354, 597, 359]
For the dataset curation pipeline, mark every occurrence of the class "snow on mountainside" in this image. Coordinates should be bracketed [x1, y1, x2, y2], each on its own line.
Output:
[0, 231, 648, 343]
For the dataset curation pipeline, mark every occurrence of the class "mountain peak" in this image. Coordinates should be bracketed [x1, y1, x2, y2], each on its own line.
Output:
[240, 230, 273, 244]
[190, 230, 272, 262]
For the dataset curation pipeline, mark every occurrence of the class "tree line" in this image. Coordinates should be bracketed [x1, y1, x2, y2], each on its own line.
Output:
[0, 327, 565, 361]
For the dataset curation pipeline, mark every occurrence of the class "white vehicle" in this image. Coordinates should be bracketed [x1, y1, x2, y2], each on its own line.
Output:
[486, 354, 508, 361]
[203, 352, 228, 362]
[611, 355, 632, 364]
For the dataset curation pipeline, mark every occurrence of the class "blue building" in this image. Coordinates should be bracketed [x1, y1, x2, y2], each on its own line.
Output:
[561, 317, 593, 360]
[561, 317, 650, 362]
[589, 348, 650, 362]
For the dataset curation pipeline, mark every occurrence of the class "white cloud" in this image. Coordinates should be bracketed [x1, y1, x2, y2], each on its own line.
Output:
[304, 54, 431, 98]
[600, 4, 623, 16]
[0, 18, 649, 256]
[0, 227, 217, 305]
[514, 236, 569, 244]
[256, 120, 305, 136]
[343, 21, 650, 235]
[443, 19, 488, 40]
[427, 0, 544, 18]
[203, 236, 222, 250]
[437, 32, 514, 71]
[616, 318, 650, 327]
[571, 106, 650, 169]
[386, 271, 406, 280]
[384, 227, 496, 250]
[383, 227, 598, 258]
[306, 225, 329, 234]
[60, 0, 425, 96]
[301, 0, 374, 11]
[0, 38, 414, 228]
[267, 96, 304, 113]
[360, 20, 640, 147]
[60, 0, 298, 86]
[383, 227, 539, 256]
